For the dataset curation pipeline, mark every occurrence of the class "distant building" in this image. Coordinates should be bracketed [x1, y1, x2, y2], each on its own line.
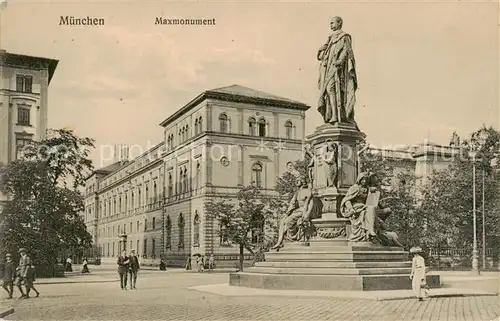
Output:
[83, 85, 309, 266]
[0, 50, 58, 211]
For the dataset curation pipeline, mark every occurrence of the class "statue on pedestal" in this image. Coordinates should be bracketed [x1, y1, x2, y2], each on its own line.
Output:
[271, 176, 323, 250]
[317, 16, 358, 129]
[323, 141, 339, 187]
[340, 172, 403, 246]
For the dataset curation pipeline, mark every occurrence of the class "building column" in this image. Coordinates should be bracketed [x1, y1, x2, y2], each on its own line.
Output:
[205, 141, 213, 186]
[238, 145, 245, 186]
[273, 112, 279, 137]
[238, 108, 244, 135]
[206, 103, 213, 132]
[274, 148, 280, 186]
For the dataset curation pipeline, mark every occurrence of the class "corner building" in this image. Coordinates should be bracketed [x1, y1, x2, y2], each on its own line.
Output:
[87, 85, 309, 267]
[0, 50, 58, 211]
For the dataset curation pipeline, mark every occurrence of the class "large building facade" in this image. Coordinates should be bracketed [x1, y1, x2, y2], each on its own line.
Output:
[0, 50, 58, 210]
[84, 85, 309, 266]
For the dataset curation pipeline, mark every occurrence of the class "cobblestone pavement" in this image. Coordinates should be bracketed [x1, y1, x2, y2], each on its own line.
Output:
[2, 272, 499, 321]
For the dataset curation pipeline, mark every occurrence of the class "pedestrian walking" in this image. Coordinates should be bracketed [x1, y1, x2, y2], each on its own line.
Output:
[410, 246, 428, 301]
[117, 250, 130, 290]
[197, 256, 205, 273]
[208, 254, 215, 271]
[25, 264, 40, 298]
[14, 266, 26, 298]
[65, 257, 73, 272]
[81, 257, 90, 274]
[128, 249, 139, 290]
[18, 248, 38, 299]
[185, 256, 191, 270]
[2, 254, 15, 299]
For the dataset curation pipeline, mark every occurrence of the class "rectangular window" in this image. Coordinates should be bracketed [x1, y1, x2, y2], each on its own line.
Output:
[24, 76, 32, 93]
[17, 107, 30, 126]
[16, 75, 24, 91]
[15, 137, 31, 160]
[15, 75, 33, 93]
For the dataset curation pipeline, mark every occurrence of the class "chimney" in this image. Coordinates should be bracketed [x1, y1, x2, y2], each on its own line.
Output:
[121, 145, 129, 163]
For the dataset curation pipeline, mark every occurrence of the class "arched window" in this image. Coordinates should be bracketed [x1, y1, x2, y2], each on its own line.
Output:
[285, 120, 293, 139]
[138, 188, 142, 207]
[186, 125, 189, 139]
[179, 128, 182, 142]
[181, 169, 184, 194]
[198, 117, 203, 132]
[248, 117, 256, 136]
[131, 191, 134, 209]
[219, 113, 228, 133]
[193, 211, 200, 247]
[258, 118, 266, 137]
[178, 213, 185, 249]
[124, 194, 127, 213]
[183, 167, 188, 193]
[194, 118, 199, 135]
[165, 215, 172, 250]
[252, 162, 263, 187]
[118, 196, 122, 213]
[196, 162, 201, 190]
[153, 181, 157, 203]
[145, 185, 149, 205]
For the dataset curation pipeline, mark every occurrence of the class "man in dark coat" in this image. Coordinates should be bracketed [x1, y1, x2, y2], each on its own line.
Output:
[128, 249, 140, 290]
[2, 254, 15, 299]
[117, 250, 130, 290]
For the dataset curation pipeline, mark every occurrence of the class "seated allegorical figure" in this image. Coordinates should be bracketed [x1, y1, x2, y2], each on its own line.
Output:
[270, 176, 323, 250]
[340, 172, 403, 246]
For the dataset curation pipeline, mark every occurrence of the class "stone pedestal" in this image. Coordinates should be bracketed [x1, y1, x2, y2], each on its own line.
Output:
[229, 124, 441, 291]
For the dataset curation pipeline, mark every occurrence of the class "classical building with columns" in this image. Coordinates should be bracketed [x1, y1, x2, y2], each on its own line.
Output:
[84, 85, 309, 266]
[0, 50, 58, 211]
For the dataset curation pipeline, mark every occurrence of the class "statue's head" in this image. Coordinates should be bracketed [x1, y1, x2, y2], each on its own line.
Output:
[356, 172, 370, 186]
[286, 161, 294, 172]
[296, 176, 307, 187]
[330, 16, 343, 31]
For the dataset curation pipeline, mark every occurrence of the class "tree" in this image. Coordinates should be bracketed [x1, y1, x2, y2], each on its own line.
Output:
[0, 129, 94, 277]
[383, 170, 424, 249]
[204, 185, 273, 271]
[418, 126, 500, 253]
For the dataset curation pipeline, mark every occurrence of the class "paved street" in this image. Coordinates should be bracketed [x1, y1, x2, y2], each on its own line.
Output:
[2, 271, 499, 321]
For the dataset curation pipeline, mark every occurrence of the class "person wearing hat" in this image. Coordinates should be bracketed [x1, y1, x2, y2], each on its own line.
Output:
[128, 249, 140, 290]
[2, 254, 15, 299]
[410, 246, 428, 301]
[18, 248, 39, 298]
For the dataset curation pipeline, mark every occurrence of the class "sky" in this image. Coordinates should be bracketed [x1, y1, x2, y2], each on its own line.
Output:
[1, 0, 498, 167]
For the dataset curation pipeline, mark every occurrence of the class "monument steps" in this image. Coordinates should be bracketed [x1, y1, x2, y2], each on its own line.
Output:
[265, 252, 409, 262]
[247, 266, 412, 275]
[255, 261, 412, 269]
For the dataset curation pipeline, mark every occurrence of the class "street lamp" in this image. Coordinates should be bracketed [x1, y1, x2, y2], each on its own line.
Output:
[468, 150, 480, 275]
[119, 234, 128, 253]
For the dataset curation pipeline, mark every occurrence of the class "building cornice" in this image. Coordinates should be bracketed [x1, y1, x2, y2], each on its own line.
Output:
[159, 90, 310, 127]
[0, 51, 59, 84]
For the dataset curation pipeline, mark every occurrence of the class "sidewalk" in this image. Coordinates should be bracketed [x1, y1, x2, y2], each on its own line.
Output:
[190, 283, 498, 301]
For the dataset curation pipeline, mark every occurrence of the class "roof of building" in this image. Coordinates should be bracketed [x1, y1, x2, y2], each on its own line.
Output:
[0, 50, 59, 84]
[95, 161, 129, 174]
[159, 85, 310, 127]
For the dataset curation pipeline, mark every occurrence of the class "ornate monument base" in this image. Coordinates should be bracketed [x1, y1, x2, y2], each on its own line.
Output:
[229, 238, 441, 291]
[229, 122, 441, 292]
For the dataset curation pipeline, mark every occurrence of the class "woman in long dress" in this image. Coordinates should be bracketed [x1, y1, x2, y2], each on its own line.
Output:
[410, 247, 428, 301]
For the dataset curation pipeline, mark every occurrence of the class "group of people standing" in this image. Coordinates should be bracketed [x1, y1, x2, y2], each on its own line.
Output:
[117, 249, 140, 290]
[185, 254, 215, 272]
[2, 248, 39, 299]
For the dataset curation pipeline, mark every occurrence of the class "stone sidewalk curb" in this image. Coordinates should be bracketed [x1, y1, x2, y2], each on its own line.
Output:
[0, 306, 15, 318]
[36, 278, 119, 285]
[190, 283, 498, 301]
